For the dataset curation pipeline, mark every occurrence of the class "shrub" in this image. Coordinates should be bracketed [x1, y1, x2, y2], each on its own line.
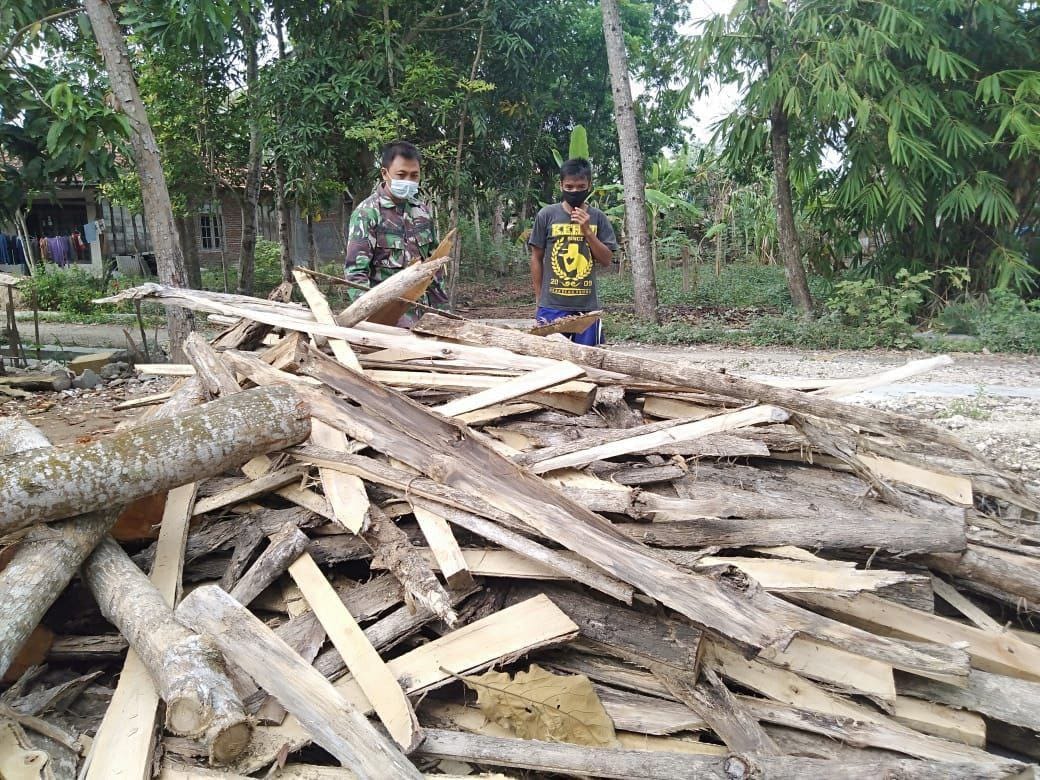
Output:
[201, 239, 286, 297]
[973, 291, 1040, 353]
[823, 269, 931, 347]
[21, 266, 105, 315]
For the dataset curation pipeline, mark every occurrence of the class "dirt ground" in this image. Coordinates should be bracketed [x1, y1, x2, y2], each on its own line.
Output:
[2, 337, 1037, 489]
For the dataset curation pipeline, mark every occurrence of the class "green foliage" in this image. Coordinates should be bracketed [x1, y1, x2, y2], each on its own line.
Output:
[200, 238, 283, 297]
[937, 386, 992, 421]
[824, 269, 933, 347]
[18, 265, 134, 315]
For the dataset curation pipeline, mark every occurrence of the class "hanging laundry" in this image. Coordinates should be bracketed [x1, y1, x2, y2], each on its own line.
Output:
[39, 237, 49, 261]
[13, 237, 26, 271]
[46, 236, 69, 267]
[83, 221, 98, 244]
[0, 234, 11, 263]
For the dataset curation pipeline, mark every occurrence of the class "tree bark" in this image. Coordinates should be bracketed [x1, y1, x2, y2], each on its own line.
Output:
[769, 107, 813, 313]
[83, 537, 250, 758]
[600, 0, 658, 322]
[237, 10, 262, 296]
[83, 0, 194, 358]
[276, 163, 294, 283]
[0, 385, 310, 535]
[177, 212, 202, 289]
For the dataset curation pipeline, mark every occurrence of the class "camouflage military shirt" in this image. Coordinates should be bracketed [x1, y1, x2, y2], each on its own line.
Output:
[344, 184, 447, 327]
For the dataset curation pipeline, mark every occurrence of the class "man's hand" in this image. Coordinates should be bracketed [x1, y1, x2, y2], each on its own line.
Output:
[570, 207, 592, 236]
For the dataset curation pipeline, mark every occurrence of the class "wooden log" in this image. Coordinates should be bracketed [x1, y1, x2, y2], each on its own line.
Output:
[658, 669, 777, 755]
[0, 385, 311, 534]
[288, 551, 422, 752]
[175, 585, 422, 778]
[0, 380, 207, 677]
[83, 537, 249, 752]
[337, 256, 450, 328]
[228, 526, 309, 606]
[182, 332, 240, 398]
[363, 503, 457, 626]
[925, 544, 1040, 605]
[413, 729, 1021, 780]
[898, 669, 1040, 733]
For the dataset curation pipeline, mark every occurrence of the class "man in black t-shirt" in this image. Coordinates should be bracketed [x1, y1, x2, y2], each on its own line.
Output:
[528, 158, 619, 345]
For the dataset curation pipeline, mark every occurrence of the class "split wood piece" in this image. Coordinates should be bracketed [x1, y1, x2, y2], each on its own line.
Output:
[137, 363, 195, 376]
[505, 583, 697, 672]
[408, 497, 631, 603]
[292, 269, 371, 533]
[794, 591, 1040, 681]
[859, 453, 973, 506]
[367, 369, 597, 416]
[412, 315, 997, 469]
[104, 283, 555, 373]
[337, 255, 451, 328]
[228, 526, 309, 606]
[890, 696, 986, 748]
[0, 379, 206, 677]
[0, 385, 311, 534]
[528, 405, 788, 473]
[736, 696, 1005, 767]
[210, 280, 294, 351]
[658, 669, 777, 755]
[642, 394, 734, 421]
[929, 575, 1004, 633]
[412, 505, 475, 590]
[414, 729, 1021, 780]
[84, 484, 203, 779]
[83, 536, 249, 752]
[812, 355, 954, 399]
[182, 332, 241, 398]
[242, 455, 335, 521]
[364, 503, 457, 626]
[457, 401, 541, 426]
[191, 463, 310, 516]
[293, 269, 362, 371]
[433, 361, 586, 418]
[113, 390, 175, 410]
[175, 585, 422, 779]
[230, 594, 579, 773]
[925, 544, 1040, 605]
[898, 669, 1040, 733]
[288, 552, 422, 752]
[590, 462, 686, 485]
[528, 310, 603, 336]
[311, 585, 476, 683]
[253, 610, 328, 725]
[297, 346, 969, 680]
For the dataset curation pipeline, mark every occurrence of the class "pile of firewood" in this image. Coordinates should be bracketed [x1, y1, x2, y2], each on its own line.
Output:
[1, 268, 1039, 780]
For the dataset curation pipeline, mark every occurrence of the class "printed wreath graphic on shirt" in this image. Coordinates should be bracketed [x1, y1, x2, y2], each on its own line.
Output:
[550, 240, 593, 288]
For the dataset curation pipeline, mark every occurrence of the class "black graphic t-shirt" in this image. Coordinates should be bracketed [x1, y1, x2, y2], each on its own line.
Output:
[528, 203, 619, 311]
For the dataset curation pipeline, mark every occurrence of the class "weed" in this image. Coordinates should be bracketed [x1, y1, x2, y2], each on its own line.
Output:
[937, 386, 992, 421]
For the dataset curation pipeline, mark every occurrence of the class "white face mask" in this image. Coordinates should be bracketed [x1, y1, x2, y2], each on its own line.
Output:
[388, 179, 419, 200]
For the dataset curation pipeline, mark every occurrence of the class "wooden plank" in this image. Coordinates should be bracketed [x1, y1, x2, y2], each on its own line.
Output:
[758, 636, 896, 704]
[898, 669, 1040, 733]
[411, 505, 475, 590]
[293, 269, 362, 371]
[456, 402, 541, 426]
[113, 390, 175, 410]
[233, 595, 579, 772]
[176, 585, 422, 778]
[192, 464, 309, 516]
[859, 453, 973, 506]
[528, 405, 790, 473]
[288, 552, 422, 752]
[310, 420, 369, 533]
[813, 356, 954, 399]
[795, 591, 1040, 682]
[891, 695, 986, 747]
[85, 483, 196, 780]
[931, 576, 1004, 633]
[136, 363, 195, 376]
[434, 361, 586, 418]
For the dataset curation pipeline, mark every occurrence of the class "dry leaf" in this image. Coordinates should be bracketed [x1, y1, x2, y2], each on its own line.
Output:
[462, 664, 616, 746]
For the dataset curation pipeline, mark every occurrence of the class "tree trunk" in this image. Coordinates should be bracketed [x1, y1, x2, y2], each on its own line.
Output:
[600, 0, 658, 322]
[177, 213, 202, 289]
[83, 536, 251, 758]
[83, 0, 194, 359]
[276, 163, 294, 283]
[0, 385, 310, 535]
[769, 106, 814, 314]
[307, 214, 317, 271]
[237, 12, 262, 296]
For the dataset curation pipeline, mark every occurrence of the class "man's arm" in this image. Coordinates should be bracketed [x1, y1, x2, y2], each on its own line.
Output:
[343, 208, 377, 301]
[530, 246, 545, 301]
[571, 208, 613, 267]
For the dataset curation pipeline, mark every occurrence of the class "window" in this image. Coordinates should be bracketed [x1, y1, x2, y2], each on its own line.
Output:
[199, 204, 223, 251]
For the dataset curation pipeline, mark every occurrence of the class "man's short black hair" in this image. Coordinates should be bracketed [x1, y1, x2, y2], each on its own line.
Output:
[560, 157, 592, 181]
[381, 141, 421, 168]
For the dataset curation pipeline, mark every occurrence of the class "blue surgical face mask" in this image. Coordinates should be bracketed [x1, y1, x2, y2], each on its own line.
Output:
[389, 179, 419, 200]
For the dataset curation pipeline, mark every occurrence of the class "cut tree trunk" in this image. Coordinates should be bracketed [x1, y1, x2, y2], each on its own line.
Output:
[600, 0, 658, 322]
[0, 385, 310, 534]
[83, 537, 250, 755]
[82, 0, 194, 358]
[276, 163, 294, 283]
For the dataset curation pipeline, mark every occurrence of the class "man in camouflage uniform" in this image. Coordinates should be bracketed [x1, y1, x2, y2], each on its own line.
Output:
[344, 140, 448, 328]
